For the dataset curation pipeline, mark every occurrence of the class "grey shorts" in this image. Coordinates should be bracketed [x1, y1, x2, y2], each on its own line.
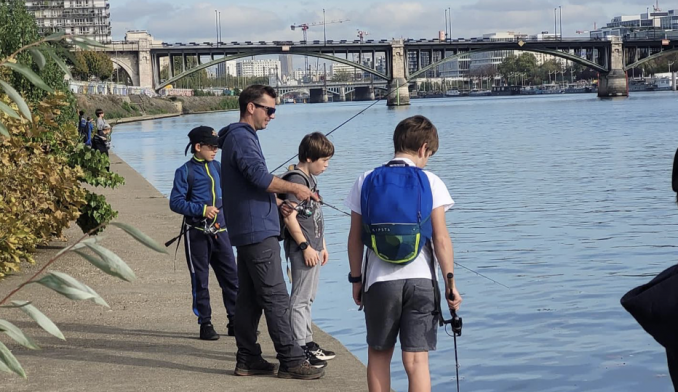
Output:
[363, 278, 439, 352]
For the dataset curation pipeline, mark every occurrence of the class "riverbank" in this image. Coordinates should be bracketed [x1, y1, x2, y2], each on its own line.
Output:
[0, 153, 367, 392]
[75, 94, 238, 122]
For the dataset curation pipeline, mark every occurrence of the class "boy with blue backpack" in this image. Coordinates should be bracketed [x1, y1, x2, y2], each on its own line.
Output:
[345, 115, 463, 392]
[169, 126, 238, 341]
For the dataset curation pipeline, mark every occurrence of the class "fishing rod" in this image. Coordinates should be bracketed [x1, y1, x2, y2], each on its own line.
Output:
[269, 85, 511, 290]
[443, 272, 463, 392]
[271, 83, 403, 174]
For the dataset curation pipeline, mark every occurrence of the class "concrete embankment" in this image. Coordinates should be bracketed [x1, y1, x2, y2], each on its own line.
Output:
[0, 154, 367, 391]
[75, 94, 238, 123]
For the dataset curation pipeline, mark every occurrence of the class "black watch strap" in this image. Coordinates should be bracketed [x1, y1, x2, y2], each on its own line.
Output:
[299, 241, 309, 250]
[348, 272, 362, 283]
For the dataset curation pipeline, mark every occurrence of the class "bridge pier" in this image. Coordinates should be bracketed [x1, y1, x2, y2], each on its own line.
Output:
[598, 36, 628, 98]
[338, 87, 346, 102]
[387, 40, 410, 106]
[309, 88, 328, 103]
[354, 86, 375, 101]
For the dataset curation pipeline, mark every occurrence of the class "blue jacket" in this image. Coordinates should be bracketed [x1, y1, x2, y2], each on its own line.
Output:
[169, 157, 226, 228]
[218, 122, 278, 247]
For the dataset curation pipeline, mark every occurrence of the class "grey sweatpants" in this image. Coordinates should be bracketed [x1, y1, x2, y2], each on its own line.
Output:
[285, 243, 321, 347]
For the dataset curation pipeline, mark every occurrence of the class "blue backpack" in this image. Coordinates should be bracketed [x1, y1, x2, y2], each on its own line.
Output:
[360, 160, 433, 264]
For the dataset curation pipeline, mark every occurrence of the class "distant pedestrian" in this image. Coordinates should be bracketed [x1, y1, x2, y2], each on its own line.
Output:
[169, 126, 238, 341]
[83, 116, 93, 146]
[77, 110, 89, 145]
[95, 108, 108, 132]
[218, 84, 325, 380]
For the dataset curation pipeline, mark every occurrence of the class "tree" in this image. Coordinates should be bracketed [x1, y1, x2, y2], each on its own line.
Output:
[72, 51, 113, 81]
[332, 69, 352, 82]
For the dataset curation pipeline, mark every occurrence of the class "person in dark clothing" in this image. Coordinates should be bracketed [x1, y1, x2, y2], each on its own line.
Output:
[620, 147, 678, 391]
[218, 85, 325, 380]
[170, 126, 238, 341]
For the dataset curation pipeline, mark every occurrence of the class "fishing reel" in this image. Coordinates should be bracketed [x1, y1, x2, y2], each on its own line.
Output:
[284, 200, 313, 218]
[202, 220, 220, 235]
[443, 272, 463, 337]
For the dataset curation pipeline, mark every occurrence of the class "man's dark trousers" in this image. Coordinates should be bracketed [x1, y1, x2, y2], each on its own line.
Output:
[234, 236, 306, 366]
[184, 226, 238, 324]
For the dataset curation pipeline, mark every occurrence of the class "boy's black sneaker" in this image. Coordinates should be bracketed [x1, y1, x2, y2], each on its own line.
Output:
[277, 360, 325, 380]
[199, 323, 219, 341]
[226, 323, 235, 337]
[307, 342, 336, 361]
[234, 358, 278, 376]
[303, 345, 327, 369]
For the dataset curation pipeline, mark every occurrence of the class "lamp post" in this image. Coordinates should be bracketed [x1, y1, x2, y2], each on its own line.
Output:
[559, 5, 562, 39]
[215, 10, 218, 45]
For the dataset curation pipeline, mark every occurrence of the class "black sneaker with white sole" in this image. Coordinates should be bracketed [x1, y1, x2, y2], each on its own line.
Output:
[306, 342, 336, 361]
[303, 345, 327, 369]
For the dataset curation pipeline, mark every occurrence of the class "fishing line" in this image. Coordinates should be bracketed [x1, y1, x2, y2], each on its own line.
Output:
[269, 83, 510, 290]
[271, 83, 404, 174]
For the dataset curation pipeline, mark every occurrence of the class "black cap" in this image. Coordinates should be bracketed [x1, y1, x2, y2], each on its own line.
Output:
[185, 126, 219, 155]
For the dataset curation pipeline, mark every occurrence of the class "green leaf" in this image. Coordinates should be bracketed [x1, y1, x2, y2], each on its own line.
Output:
[0, 355, 11, 374]
[44, 48, 73, 79]
[72, 36, 105, 48]
[0, 319, 40, 350]
[0, 302, 32, 309]
[76, 246, 136, 282]
[56, 235, 105, 257]
[11, 301, 65, 341]
[44, 31, 67, 41]
[28, 48, 46, 70]
[50, 271, 109, 308]
[110, 222, 169, 254]
[0, 341, 25, 378]
[0, 101, 21, 120]
[0, 121, 9, 138]
[2, 62, 54, 93]
[0, 80, 32, 122]
[29, 271, 109, 306]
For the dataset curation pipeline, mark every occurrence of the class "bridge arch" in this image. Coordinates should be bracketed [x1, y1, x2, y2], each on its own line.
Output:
[110, 58, 138, 86]
[624, 48, 678, 71]
[156, 51, 389, 91]
[407, 46, 608, 80]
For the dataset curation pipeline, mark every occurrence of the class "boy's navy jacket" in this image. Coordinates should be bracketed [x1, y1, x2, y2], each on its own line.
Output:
[169, 157, 225, 227]
[218, 122, 278, 247]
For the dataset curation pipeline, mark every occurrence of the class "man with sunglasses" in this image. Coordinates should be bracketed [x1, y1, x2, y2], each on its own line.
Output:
[218, 85, 325, 380]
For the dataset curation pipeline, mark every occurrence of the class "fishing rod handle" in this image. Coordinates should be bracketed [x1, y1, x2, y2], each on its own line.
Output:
[447, 272, 455, 301]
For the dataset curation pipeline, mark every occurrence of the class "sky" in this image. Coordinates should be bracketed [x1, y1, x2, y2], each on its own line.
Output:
[111, 0, 664, 43]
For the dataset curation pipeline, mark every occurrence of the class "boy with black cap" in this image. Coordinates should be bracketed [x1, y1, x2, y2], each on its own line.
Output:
[170, 125, 238, 340]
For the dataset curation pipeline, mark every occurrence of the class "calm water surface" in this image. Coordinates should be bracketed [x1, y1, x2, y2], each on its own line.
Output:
[112, 92, 678, 392]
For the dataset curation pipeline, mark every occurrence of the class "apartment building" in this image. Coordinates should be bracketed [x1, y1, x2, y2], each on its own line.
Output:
[25, 0, 111, 43]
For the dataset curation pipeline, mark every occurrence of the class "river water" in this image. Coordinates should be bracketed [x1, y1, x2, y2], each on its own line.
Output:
[112, 92, 678, 392]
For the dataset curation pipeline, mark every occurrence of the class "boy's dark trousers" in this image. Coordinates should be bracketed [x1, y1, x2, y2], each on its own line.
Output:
[184, 225, 238, 325]
[669, 348, 677, 391]
[234, 236, 306, 367]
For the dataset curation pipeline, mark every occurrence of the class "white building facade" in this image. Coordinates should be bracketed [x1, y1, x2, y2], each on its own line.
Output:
[236, 59, 281, 78]
[25, 0, 112, 43]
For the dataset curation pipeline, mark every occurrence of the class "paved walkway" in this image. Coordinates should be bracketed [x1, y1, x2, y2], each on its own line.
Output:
[0, 154, 368, 392]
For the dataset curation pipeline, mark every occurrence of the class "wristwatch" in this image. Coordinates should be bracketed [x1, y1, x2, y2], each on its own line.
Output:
[348, 273, 362, 283]
[299, 241, 309, 250]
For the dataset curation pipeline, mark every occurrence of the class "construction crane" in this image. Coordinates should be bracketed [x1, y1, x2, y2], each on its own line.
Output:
[357, 30, 369, 43]
[291, 18, 349, 81]
[290, 18, 350, 42]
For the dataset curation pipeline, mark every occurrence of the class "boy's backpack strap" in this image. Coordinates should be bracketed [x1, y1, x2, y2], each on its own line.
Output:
[281, 167, 312, 189]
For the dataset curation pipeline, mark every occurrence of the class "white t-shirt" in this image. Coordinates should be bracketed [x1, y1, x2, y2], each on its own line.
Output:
[344, 157, 454, 291]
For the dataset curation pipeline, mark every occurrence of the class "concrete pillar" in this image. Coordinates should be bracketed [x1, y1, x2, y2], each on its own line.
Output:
[673, 72, 676, 91]
[354, 86, 375, 101]
[598, 37, 628, 98]
[169, 55, 175, 78]
[387, 40, 410, 106]
[309, 88, 328, 103]
[338, 86, 346, 102]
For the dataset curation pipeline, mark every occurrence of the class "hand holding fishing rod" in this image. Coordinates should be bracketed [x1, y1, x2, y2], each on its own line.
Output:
[443, 272, 463, 392]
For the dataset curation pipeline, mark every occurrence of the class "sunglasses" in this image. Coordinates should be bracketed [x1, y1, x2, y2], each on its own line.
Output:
[252, 102, 276, 116]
